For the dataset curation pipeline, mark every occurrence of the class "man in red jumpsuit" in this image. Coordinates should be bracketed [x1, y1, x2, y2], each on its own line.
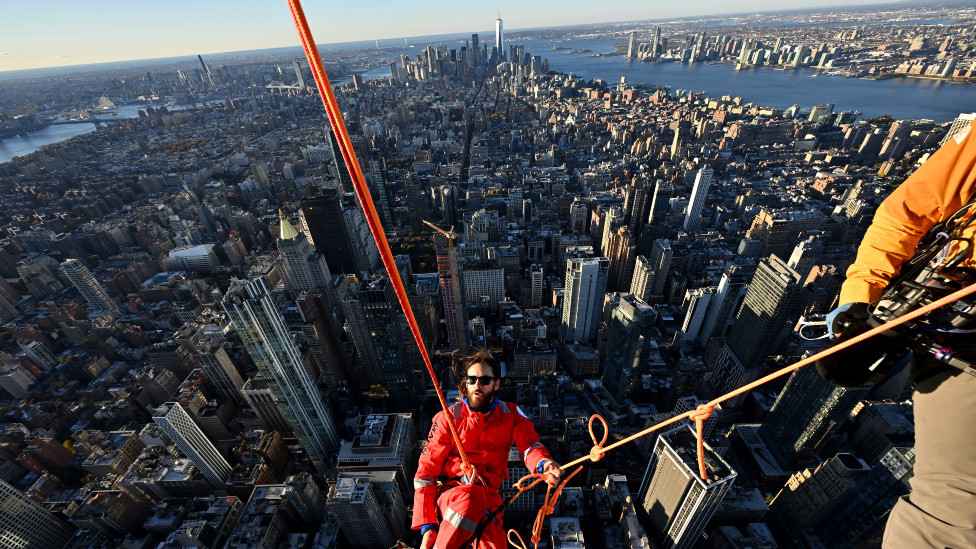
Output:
[413, 348, 562, 549]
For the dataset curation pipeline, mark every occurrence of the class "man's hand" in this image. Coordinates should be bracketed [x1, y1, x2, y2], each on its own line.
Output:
[542, 461, 562, 487]
[421, 529, 435, 549]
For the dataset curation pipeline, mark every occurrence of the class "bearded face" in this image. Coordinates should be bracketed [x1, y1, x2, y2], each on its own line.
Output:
[463, 362, 499, 410]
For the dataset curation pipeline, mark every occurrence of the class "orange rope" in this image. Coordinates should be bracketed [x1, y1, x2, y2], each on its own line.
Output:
[285, 0, 476, 480]
[559, 281, 976, 477]
[283, 1, 976, 542]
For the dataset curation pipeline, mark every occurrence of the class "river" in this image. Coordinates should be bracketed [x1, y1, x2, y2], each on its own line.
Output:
[5, 36, 973, 164]
[0, 100, 224, 164]
[362, 37, 975, 122]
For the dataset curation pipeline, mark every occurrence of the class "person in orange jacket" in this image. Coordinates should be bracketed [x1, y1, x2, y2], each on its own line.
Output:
[413, 348, 561, 549]
[822, 117, 976, 548]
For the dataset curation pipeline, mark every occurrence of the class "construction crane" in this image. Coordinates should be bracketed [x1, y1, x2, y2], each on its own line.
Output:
[423, 220, 468, 353]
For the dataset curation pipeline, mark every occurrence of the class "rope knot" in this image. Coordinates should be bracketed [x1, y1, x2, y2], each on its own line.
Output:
[588, 414, 609, 463]
[690, 404, 714, 423]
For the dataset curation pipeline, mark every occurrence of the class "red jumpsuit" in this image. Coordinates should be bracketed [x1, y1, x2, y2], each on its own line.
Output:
[412, 400, 553, 549]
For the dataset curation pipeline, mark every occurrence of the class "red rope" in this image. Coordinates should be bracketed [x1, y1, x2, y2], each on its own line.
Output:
[282, 1, 976, 543]
[285, 0, 476, 479]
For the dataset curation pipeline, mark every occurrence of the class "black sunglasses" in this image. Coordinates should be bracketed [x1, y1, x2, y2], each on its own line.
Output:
[465, 375, 496, 386]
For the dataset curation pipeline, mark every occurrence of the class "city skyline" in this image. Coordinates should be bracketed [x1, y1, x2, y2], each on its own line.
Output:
[0, 5, 973, 546]
[2, 0, 907, 72]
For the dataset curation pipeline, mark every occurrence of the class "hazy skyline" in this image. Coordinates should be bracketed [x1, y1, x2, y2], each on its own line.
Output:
[1, 0, 903, 73]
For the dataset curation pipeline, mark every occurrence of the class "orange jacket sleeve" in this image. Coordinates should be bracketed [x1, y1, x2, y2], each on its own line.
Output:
[412, 410, 453, 528]
[840, 119, 976, 305]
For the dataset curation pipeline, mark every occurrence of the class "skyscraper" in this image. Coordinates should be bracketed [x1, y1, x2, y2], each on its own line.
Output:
[530, 264, 544, 308]
[758, 362, 869, 469]
[630, 255, 654, 302]
[188, 340, 247, 408]
[223, 278, 339, 470]
[647, 239, 673, 297]
[327, 472, 406, 549]
[694, 262, 751, 346]
[0, 478, 76, 548]
[154, 401, 231, 488]
[276, 210, 333, 295]
[495, 15, 504, 60]
[625, 179, 653, 236]
[561, 257, 609, 343]
[600, 206, 625, 256]
[649, 180, 674, 225]
[814, 447, 915, 547]
[602, 294, 656, 404]
[638, 427, 737, 549]
[61, 258, 119, 317]
[769, 452, 870, 531]
[683, 166, 713, 232]
[341, 276, 425, 410]
[300, 189, 357, 274]
[435, 234, 468, 353]
[606, 226, 637, 292]
[708, 257, 804, 406]
[627, 31, 637, 59]
[726, 256, 804, 368]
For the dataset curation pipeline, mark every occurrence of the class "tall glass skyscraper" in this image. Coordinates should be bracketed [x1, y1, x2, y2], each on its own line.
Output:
[223, 278, 338, 470]
[61, 258, 119, 317]
[560, 257, 609, 343]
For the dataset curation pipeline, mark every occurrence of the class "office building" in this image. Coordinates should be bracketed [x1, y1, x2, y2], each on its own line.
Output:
[60, 258, 119, 317]
[435, 234, 468, 353]
[709, 257, 804, 406]
[647, 239, 673, 296]
[327, 471, 406, 549]
[529, 264, 544, 308]
[602, 294, 656, 405]
[758, 361, 869, 469]
[0, 478, 76, 549]
[189, 341, 247, 408]
[300, 189, 357, 274]
[241, 376, 292, 434]
[163, 244, 220, 272]
[153, 401, 231, 488]
[495, 16, 504, 59]
[223, 278, 339, 470]
[638, 427, 737, 549]
[560, 257, 609, 343]
[694, 262, 750, 346]
[606, 226, 637, 292]
[341, 276, 425, 410]
[649, 180, 673, 225]
[683, 167, 713, 232]
[17, 253, 65, 297]
[276, 210, 333, 295]
[769, 452, 870, 531]
[600, 206, 625, 256]
[335, 413, 417, 498]
[463, 266, 505, 309]
[814, 447, 915, 547]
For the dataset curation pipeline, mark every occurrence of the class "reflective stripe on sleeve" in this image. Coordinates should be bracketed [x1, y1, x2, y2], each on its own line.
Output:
[443, 507, 480, 533]
[414, 477, 437, 489]
[523, 442, 544, 461]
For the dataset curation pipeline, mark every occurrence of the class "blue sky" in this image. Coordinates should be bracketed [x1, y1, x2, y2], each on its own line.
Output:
[1, 0, 895, 72]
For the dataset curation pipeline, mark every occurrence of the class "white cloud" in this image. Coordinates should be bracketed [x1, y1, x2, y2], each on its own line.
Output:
[0, 52, 8, 56]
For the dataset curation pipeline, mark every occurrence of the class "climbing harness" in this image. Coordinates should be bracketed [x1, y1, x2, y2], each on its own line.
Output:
[283, 2, 976, 547]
